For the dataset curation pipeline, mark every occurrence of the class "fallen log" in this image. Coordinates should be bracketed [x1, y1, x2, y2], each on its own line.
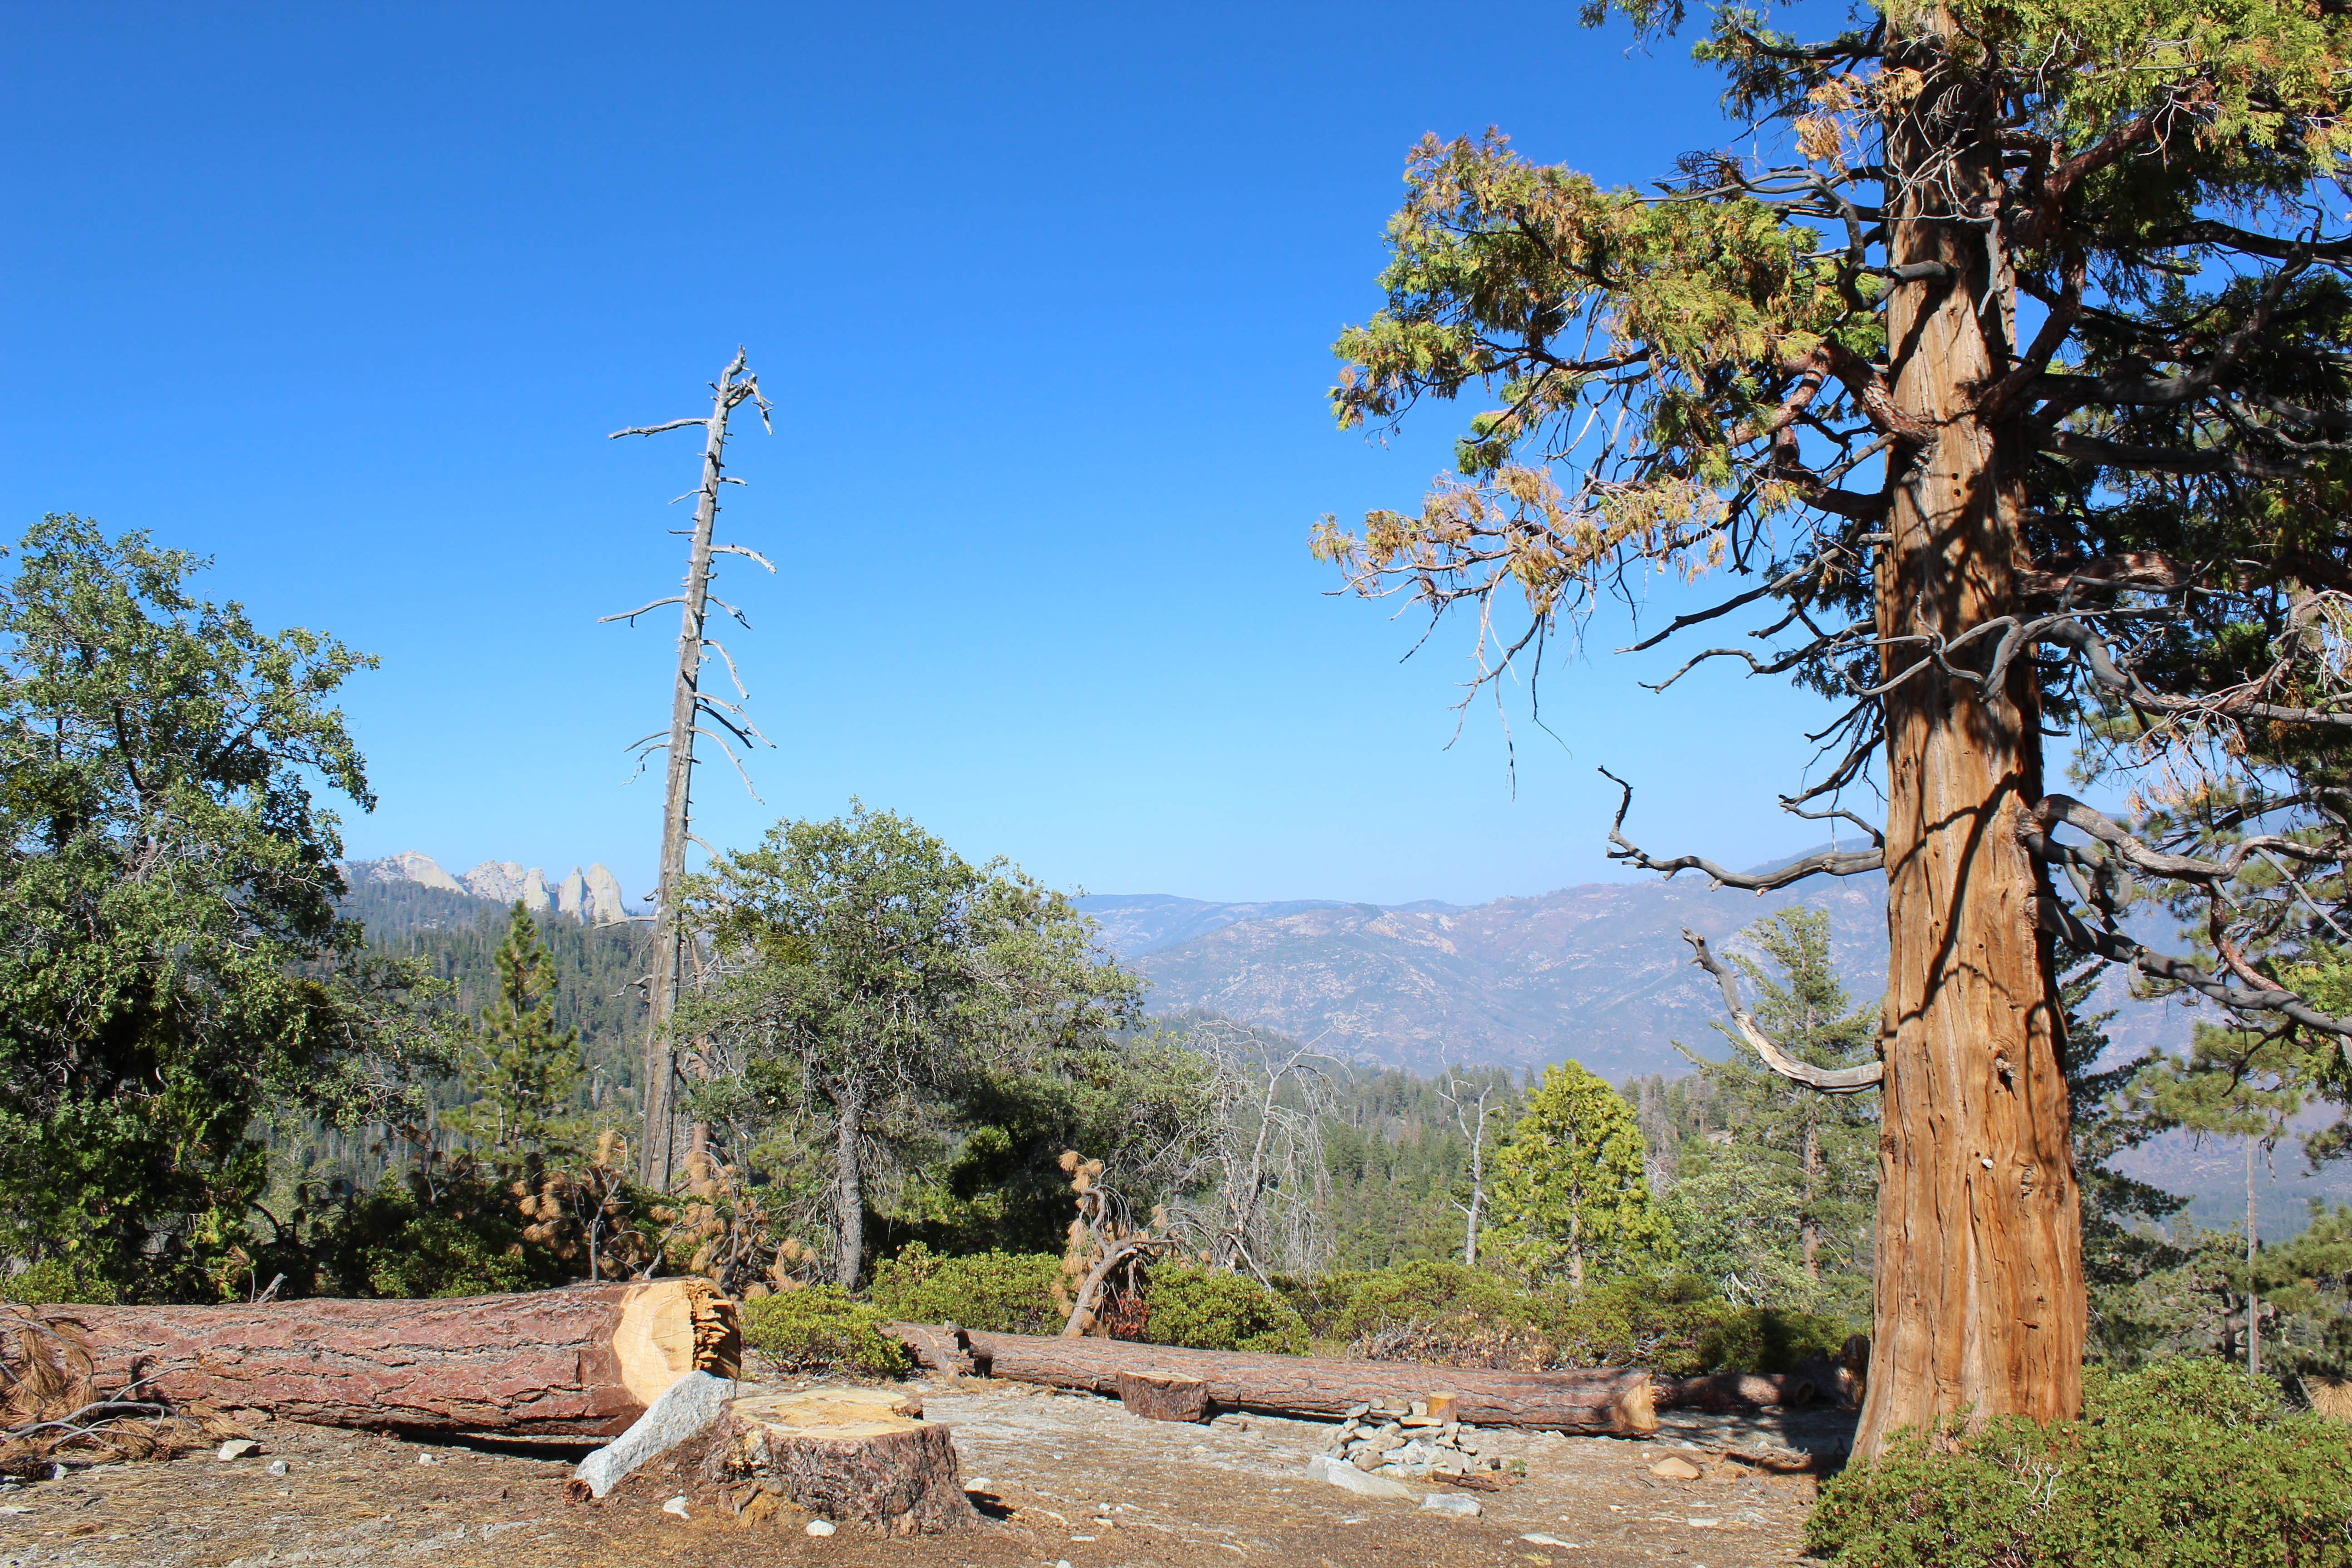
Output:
[890, 1324, 1656, 1436]
[48, 1280, 739, 1437]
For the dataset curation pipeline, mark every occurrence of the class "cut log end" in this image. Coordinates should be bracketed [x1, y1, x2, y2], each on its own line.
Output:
[704, 1388, 975, 1535]
[613, 1278, 740, 1405]
[1114, 1371, 1210, 1423]
[54, 1282, 742, 1437]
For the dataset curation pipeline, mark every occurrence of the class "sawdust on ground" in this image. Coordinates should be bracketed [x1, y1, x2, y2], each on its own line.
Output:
[0, 1374, 1849, 1568]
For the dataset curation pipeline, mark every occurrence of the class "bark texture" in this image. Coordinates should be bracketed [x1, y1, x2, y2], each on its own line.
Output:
[49, 1281, 740, 1436]
[702, 1387, 975, 1535]
[1859, 20, 2084, 1455]
[1113, 1371, 1210, 1422]
[892, 1324, 1656, 1435]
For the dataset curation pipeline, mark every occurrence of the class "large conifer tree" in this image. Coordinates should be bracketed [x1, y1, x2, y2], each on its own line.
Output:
[1322, 3, 2352, 1450]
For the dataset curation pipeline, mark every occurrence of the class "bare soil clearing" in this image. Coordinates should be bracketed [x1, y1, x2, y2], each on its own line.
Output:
[0, 1374, 1849, 1568]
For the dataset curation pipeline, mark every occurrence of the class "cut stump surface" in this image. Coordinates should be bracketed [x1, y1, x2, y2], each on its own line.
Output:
[702, 1386, 976, 1535]
[1114, 1370, 1210, 1423]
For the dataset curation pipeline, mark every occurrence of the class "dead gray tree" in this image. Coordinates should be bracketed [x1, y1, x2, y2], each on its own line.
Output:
[603, 348, 775, 1190]
[1435, 1068, 1501, 1269]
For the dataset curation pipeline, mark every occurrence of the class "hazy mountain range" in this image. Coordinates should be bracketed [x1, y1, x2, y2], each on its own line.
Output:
[1080, 877, 1889, 1083]
[351, 848, 2341, 1230]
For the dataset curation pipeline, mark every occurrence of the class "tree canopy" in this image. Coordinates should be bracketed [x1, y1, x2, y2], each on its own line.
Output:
[0, 515, 443, 1296]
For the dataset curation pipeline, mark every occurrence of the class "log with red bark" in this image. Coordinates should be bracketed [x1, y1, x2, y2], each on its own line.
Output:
[891, 1324, 1657, 1436]
[47, 1280, 740, 1437]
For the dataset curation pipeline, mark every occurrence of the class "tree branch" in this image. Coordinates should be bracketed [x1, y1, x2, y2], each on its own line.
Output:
[1682, 931, 1884, 1092]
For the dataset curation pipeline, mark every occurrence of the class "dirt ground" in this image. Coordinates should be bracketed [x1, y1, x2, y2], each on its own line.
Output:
[0, 1375, 1849, 1568]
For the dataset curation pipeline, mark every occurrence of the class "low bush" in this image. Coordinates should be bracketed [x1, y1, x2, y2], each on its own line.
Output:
[1806, 1358, 2352, 1568]
[740, 1285, 911, 1377]
[1550, 1275, 1850, 1377]
[1326, 1260, 1550, 1367]
[1144, 1265, 1309, 1353]
[867, 1241, 1063, 1334]
[0, 1258, 118, 1305]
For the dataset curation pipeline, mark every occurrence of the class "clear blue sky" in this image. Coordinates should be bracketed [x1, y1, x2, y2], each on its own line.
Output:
[0, 1, 1858, 906]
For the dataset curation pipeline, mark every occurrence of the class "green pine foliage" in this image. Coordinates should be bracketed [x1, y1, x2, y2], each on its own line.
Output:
[1808, 1359, 2352, 1568]
[1492, 1060, 1673, 1288]
[1655, 911, 1878, 1320]
[441, 903, 586, 1156]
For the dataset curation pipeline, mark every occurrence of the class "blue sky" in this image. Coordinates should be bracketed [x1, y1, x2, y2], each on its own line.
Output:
[0, 1, 1861, 906]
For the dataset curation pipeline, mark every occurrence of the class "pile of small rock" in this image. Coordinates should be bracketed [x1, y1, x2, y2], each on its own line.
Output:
[1322, 1398, 1524, 1482]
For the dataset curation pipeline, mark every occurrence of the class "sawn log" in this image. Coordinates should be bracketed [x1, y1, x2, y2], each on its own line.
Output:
[49, 1280, 740, 1437]
[891, 1324, 1656, 1436]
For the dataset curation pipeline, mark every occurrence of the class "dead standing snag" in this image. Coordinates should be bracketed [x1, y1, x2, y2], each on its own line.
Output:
[604, 349, 775, 1190]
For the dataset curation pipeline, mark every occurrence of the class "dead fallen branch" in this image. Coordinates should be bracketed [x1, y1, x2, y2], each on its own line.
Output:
[41, 1280, 740, 1437]
[891, 1323, 1658, 1436]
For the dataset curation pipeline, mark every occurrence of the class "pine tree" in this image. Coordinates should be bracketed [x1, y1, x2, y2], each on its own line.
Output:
[1665, 911, 1877, 1315]
[445, 903, 584, 1157]
[1491, 1061, 1671, 1290]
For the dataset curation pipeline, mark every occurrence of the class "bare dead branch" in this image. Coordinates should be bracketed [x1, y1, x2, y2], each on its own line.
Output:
[1602, 769, 1886, 889]
[1682, 931, 1884, 1092]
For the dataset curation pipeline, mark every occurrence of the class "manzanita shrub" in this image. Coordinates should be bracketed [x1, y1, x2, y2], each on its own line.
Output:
[1807, 1359, 2352, 1568]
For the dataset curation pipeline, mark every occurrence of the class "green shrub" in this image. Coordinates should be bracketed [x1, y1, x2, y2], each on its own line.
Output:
[740, 1286, 912, 1376]
[1546, 1274, 1852, 1376]
[1144, 1264, 1308, 1353]
[867, 1242, 1063, 1334]
[1334, 1260, 1536, 1340]
[1548, 1274, 1728, 1375]
[1806, 1359, 2352, 1568]
[0, 1258, 118, 1305]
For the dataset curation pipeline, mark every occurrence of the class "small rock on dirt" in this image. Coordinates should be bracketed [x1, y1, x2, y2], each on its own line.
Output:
[265, 1460, 288, 1476]
[1421, 1492, 1482, 1517]
[1651, 1455, 1704, 1480]
[215, 1440, 258, 1462]
[805, 1519, 836, 1536]
[662, 1495, 690, 1518]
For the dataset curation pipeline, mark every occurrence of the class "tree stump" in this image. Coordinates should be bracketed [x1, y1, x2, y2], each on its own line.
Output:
[1114, 1370, 1209, 1422]
[702, 1387, 975, 1535]
[49, 1281, 739, 1436]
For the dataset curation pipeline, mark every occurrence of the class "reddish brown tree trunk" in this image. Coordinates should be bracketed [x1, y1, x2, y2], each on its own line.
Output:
[893, 1324, 1656, 1435]
[50, 1281, 740, 1436]
[1858, 20, 2084, 1456]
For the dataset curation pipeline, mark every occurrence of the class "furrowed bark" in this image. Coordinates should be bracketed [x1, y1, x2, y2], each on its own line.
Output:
[890, 1324, 1656, 1435]
[1858, 21, 2084, 1456]
[49, 1281, 741, 1437]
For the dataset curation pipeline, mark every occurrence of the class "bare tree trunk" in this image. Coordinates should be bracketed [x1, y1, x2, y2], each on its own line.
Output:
[2248, 1134, 2262, 1380]
[1464, 1125, 1485, 1269]
[1856, 22, 2084, 1455]
[833, 1075, 866, 1289]
[1801, 1120, 1821, 1283]
[612, 350, 771, 1192]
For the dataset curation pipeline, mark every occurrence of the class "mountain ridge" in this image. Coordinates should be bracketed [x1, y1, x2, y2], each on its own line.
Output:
[345, 852, 634, 925]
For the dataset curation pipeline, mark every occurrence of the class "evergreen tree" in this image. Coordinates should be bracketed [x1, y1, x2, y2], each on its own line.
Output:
[1491, 1060, 1671, 1290]
[1664, 911, 1877, 1316]
[1317, 0, 2352, 1450]
[2058, 965, 2192, 1364]
[0, 516, 444, 1297]
[444, 903, 585, 1157]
